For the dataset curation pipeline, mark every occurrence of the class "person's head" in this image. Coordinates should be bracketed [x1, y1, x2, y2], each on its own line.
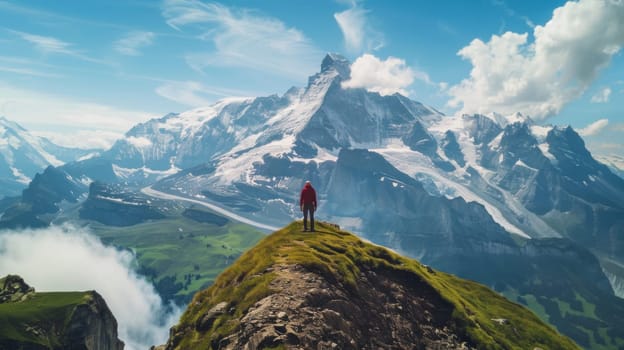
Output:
[305, 180, 311, 188]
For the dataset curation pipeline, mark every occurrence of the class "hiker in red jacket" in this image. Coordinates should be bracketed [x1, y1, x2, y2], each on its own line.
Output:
[299, 181, 317, 232]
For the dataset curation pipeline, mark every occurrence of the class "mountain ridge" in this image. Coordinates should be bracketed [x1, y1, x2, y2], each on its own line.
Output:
[0, 116, 98, 199]
[163, 221, 579, 350]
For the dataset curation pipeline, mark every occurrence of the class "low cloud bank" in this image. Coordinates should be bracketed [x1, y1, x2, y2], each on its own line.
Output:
[0, 225, 181, 350]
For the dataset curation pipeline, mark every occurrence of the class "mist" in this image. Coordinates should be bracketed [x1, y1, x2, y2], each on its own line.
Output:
[0, 225, 182, 350]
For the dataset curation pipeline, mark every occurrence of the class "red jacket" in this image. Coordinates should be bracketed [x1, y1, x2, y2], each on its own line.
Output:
[300, 183, 317, 207]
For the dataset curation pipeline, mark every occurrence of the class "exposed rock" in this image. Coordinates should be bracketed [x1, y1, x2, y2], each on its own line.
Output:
[0, 275, 35, 303]
[185, 264, 475, 350]
[63, 292, 125, 350]
[196, 301, 229, 331]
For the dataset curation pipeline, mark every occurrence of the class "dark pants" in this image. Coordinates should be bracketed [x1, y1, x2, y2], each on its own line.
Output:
[303, 203, 315, 231]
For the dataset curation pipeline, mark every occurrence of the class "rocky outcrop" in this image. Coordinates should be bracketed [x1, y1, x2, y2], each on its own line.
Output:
[0, 275, 124, 350]
[0, 275, 35, 303]
[206, 265, 471, 350]
[63, 292, 125, 350]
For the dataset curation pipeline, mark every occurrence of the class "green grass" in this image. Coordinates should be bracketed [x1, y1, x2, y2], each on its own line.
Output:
[502, 285, 620, 350]
[88, 207, 264, 303]
[169, 221, 580, 350]
[0, 292, 90, 347]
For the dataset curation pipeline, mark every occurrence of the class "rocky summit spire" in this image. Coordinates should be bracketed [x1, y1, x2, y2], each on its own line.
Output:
[320, 53, 351, 78]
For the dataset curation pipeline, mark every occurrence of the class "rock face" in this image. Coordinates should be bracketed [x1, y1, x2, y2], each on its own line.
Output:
[211, 265, 470, 350]
[79, 181, 165, 226]
[164, 222, 579, 350]
[0, 275, 124, 350]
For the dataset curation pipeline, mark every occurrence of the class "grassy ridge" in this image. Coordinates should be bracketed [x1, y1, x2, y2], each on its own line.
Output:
[0, 292, 90, 347]
[172, 222, 579, 349]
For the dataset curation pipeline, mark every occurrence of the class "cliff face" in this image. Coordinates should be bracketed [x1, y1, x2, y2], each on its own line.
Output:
[0, 275, 124, 350]
[164, 222, 580, 350]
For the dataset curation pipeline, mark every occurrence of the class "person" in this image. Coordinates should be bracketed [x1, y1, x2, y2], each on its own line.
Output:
[299, 180, 317, 232]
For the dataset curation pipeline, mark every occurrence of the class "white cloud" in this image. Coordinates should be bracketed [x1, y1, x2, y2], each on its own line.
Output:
[32, 130, 123, 150]
[155, 80, 254, 107]
[342, 54, 415, 96]
[448, 0, 624, 119]
[10, 30, 109, 65]
[162, 0, 322, 78]
[579, 118, 609, 136]
[0, 65, 61, 78]
[591, 87, 612, 103]
[114, 31, 156, 56]
[12, 30, 74, 54]
[334, 2, 383, 54]
[156, 81, 223, 107]
[0, 226, 182, 350]
[0, 83, 154, 136]
[0, 55, 62, 78]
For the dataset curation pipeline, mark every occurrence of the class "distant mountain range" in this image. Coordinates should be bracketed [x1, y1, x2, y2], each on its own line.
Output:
[2, 54, 624, 349]
[0, 116, 98, 198]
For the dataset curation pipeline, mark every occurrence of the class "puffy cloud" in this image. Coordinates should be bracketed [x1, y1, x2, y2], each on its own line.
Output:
[334, 2, 383, 54]
[448, 0, 624, 119]
[162, 0, 322, 78]
[114, 31, 155, 56]
[342, 54, 414, 96]
[579, 118, 609, 136]
[0, 226, 181, 350]
[591, 87, 612, 103]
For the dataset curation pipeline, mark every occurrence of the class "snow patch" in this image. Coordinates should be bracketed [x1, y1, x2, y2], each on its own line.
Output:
[514, 160, 537, 171]
[95, 195, 141, 206]
[530, 125, 553, 142]
[373, 143, 531, 239]
[126, 136, 152, 148]
[77, 152, 99, 162]
[538, 143, 557, 164]
[112, 164, 180, 180]
[10, 167, 31, 184]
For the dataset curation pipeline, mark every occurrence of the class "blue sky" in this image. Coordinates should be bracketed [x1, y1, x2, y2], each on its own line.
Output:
[0, 0, 622, 164]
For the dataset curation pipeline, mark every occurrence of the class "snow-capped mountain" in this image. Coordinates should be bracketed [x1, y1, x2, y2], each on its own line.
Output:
[0, 117, 98, 198]
[5, 54, 624, 348]
[122, 54, 622, 242]
[146, 53, 624, 294]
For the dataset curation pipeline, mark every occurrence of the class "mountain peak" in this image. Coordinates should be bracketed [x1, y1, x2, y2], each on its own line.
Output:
[163, 222, 578, 350]
[485, 111, 533, 128]
[321, 52, 351, 77]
